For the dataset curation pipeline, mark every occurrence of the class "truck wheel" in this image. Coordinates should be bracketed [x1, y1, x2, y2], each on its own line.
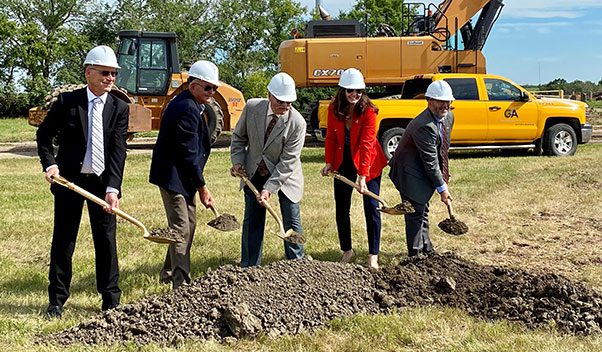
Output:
[205, 100, 224, 146]
[542, 123, 577, 156]
[380, 127, 405, 159]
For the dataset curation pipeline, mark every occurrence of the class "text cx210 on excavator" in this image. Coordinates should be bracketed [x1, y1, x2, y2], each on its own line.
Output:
[29, 31, 246, 144]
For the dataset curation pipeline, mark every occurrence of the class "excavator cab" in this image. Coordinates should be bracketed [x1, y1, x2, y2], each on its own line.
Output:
[114, 30, 245, 135]
[116, 31, 178, 97]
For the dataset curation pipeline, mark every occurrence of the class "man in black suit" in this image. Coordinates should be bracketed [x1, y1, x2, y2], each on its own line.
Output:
[389, 80, 455, 257]
[149, 60, 219, 289]
[36, 45, 129, 318]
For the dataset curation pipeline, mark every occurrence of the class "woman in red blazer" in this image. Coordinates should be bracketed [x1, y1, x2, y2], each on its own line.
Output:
[320, 68, 388, 269]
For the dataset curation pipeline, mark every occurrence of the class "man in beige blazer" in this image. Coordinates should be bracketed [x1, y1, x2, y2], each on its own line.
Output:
[230, 72, 306, 267]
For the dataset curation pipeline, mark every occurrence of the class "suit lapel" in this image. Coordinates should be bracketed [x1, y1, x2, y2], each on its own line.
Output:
[103, 94, 115, 129]
[78, 90, 89, 142]
[256, 101, 268, 148]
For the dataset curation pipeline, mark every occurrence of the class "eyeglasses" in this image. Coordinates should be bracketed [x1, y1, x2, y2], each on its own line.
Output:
[345, 88, 364, 94]
[90, 67, 118, 77]
[201, 84, 218, 92]
[274, 97, 292, 106]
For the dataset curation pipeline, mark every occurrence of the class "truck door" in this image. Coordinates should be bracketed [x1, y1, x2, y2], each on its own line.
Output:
[484, 78, 538, 141]
[444, 78, 488, 143]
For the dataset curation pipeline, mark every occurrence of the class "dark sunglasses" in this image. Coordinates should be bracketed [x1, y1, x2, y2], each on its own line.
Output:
[345, 88, 364, 94]
[194, 82, 218, 92]
[274, 97, 292, 105]
[90, 67, 118, 77]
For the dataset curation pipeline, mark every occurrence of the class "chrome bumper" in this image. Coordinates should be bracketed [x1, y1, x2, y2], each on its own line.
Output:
[581, 122, 592, 143]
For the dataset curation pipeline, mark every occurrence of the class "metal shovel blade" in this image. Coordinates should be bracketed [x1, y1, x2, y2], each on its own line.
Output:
[438, 203, 468, 236]
[378, 199, 415, 215]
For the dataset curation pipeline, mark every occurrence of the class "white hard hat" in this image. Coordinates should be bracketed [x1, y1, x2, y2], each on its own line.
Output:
[338, 68, 365, 89]
[189, 60, 221, 87]
[425, 80, 455, 101]
[83, 45, 120, 69]
[267, 72, 297, 102]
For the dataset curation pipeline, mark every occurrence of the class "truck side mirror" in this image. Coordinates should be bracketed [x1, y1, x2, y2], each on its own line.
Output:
[518, 91, 530, 102]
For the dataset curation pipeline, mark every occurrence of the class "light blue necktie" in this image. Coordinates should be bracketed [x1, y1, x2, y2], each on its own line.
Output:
[90, 98, 105, 176]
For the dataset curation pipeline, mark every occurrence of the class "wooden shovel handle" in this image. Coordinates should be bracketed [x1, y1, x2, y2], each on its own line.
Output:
[330, 172, 389, 207]
[236, 174, 286, 238]
[446, 202, 455, 219]
[52, 175, 149, 235]
[208, 205, 220, 217]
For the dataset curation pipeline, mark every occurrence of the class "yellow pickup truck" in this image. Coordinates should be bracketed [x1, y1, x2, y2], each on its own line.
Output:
[315, 73, 593, 158]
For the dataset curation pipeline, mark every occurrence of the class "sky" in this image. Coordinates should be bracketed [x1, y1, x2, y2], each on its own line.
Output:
[297, 0, 602, 86]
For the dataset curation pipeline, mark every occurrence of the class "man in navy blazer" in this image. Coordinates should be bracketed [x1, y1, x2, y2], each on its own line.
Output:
[37, 46, 129, 319]
[149, 60, 219, 289]
[389, 80, 455, 257]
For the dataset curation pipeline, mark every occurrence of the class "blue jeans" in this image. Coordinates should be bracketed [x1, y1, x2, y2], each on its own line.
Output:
[241, 181, 304, 267]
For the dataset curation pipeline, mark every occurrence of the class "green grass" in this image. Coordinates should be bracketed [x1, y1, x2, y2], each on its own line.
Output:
[1, 143, 602, 351]
[0, 118, 37, 143]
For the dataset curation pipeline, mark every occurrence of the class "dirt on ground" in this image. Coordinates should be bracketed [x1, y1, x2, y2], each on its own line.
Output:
[42, 253, 602, 347]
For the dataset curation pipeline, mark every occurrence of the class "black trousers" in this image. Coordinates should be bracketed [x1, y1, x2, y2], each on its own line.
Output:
[48, 174, 120, 310]
[333, 153, 382, 255]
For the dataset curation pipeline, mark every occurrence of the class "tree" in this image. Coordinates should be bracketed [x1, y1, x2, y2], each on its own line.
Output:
[342, 0, 409, 36]
[210, 0, 305, 91]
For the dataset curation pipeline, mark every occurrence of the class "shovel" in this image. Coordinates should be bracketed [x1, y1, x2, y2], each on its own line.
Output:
[329, 172, 414, 215]
[51, 176, 179, 244]
[437, 202, 468, 236]
[234, 173, 305, 244]
[206, 205, 240, 232]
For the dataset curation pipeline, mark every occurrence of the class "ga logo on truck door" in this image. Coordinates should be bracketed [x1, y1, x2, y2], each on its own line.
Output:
[505, 109, 519, 118]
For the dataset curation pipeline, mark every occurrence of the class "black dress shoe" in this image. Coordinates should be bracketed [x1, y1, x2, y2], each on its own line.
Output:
[45, 305, 62, 320]
[101, 303, 119, 311]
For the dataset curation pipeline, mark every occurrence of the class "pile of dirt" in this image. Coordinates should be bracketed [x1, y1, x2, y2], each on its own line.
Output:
[374, 253, 602, 335]
[43, 253, 602, 347]
[45, 259, 377, 346]
[207, 213, 240, 231]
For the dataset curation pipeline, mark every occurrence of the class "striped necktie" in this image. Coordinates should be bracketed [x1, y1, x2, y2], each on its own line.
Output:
[264, 114, 278, 142]
[439, 120, 450, 183]
[90, 97, 105, 176]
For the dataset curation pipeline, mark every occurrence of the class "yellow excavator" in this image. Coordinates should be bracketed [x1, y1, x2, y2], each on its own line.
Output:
[29, 30, 246, 143]
[278, 0, 504, 135]
[280, 0, 503, 88]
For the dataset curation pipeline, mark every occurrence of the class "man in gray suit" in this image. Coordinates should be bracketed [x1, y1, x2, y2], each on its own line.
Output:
[230, 72, 305, 267]
[389, 80, 455, 257]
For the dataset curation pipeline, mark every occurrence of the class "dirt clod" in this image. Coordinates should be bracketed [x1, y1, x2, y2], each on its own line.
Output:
[42, 253, 602, 346]
[207, 214, 240, 231]
[438, 218, 469, 235]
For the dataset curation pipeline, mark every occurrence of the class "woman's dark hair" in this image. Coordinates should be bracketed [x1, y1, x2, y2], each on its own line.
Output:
[331, 87, 378, 121]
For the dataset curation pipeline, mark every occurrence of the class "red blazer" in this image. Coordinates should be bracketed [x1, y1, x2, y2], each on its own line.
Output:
[324, 105, 388, 181]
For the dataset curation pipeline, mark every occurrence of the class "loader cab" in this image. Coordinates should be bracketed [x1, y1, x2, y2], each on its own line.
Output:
[115, 31, 180, 96]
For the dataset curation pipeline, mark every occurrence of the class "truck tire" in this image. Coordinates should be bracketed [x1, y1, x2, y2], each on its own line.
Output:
[542, 123, 577, 156]
[380, 127, 405, 159]
[205, 100, 224, 146]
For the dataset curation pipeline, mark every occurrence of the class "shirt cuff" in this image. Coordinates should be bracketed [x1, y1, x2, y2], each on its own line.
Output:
[436, 183, 448, 193]
[106, 186, 119, 195]
[45, 165, 58, 172]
